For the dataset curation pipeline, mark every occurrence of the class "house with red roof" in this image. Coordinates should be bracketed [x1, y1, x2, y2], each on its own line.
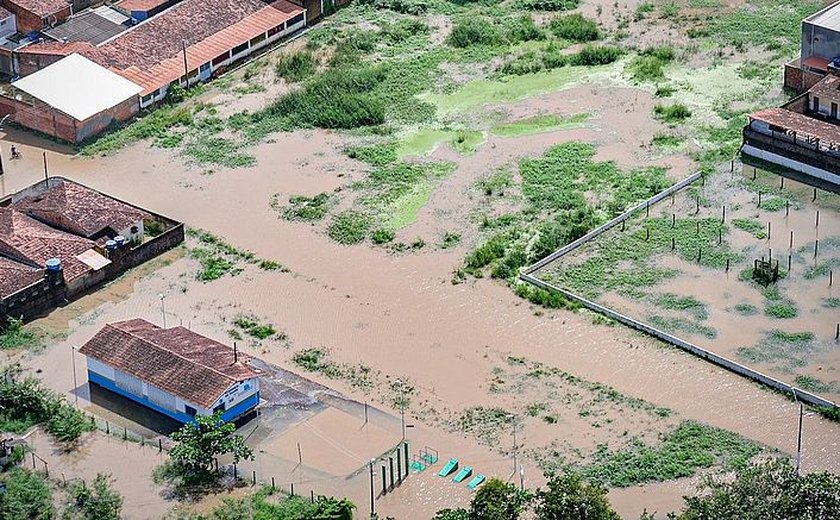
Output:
[0, 0, 70, 34]
[79, 318, 260, 424]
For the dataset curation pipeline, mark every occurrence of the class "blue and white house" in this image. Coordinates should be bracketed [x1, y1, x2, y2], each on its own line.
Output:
[79, 318, 259, 424]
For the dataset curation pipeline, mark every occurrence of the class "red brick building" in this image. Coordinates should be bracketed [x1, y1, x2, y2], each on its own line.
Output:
[0, 0, 71, 34]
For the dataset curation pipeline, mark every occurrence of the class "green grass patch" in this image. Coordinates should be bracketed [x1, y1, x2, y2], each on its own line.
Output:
[346, 141, 399, 166]
[292, 347, 375, 390]
[733, 303, 758, 316]
[232, 315, 277, 340]
[736, 329, 816, 368]
[578, 421, 762, 487]
[651, 293, 708, 320]
[182, 136, 256, 168]
[327, 210, 372, 245]
[477, 168, 514, 196]
[275, 50, 317, 82]
[187, 228, 286, 280]
[794, 375, 840, 395]
[491, 113, 589, 137]
[0, 319, 42, 351]
[764, 300, 798, 319]
[516, 0, 579, 10]
[627, 45, 676, 83]
[822, 297, 840, 308]
[654, 103, 692, 124]
[651, 133, 683, 148]
[648, 314, 717, 339]
[732, 218, 764, 236]
[273, 193, 334, 222]
[80, 104, 194, 156]
[803, 258, 840, 281]
[440, 232, 462, 249]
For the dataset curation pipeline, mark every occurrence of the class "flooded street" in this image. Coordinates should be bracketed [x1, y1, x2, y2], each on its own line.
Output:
[1, 82, 838, 519]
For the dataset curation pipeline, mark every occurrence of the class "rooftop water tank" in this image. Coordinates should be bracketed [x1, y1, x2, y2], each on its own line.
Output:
[105, 240, 118, 251]
[45, 258, 62, 272]
[114, 235, 127, 247]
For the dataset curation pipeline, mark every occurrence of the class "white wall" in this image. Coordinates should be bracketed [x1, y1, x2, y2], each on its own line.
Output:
[0, 14, 16, 40]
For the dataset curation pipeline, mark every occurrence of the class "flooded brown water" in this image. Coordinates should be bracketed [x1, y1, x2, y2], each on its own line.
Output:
[1, 82, 838, 519]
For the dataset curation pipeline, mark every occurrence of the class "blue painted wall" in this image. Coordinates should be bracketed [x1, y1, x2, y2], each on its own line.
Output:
[88, 371, 259, 424]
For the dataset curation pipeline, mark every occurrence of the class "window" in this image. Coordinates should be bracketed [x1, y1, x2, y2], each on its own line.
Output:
[250, 33, 266, 47]
[243, 383, 251, 391]
[813, 96, 820, 112]
[289, 13, 304, 26]
[130, 225, 139, 234]
[141, 93, 153, 105]
[200, 62, 211, 73]
[185, 405, 197, 416]
[832, 102, 838, 120]
[231, 42, 249, 56]
[268, 25, 281, 37]
[212, 52, 229, 66]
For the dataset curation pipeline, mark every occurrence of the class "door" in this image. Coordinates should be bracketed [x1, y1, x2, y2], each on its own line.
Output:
[831, 102, 838, 120]
[199, 62, 211, 81]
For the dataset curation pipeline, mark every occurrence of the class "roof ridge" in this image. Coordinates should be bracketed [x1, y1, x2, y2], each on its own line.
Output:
[111, 321, 247, 384]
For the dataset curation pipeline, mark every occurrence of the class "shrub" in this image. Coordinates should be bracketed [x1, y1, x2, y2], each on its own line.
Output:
[275, 51, 316, 82]
[447, 18, 504, 48]
[548, 14, 600, 42]
[569, 45, 624, 65]
[628, 46, 677, 82]
[372, 228, 396, 244]
[381, 18, 429, 43]
[505, 15, 544, 43]
[654, 103, 692, 123]
[280, 193, 333, 221]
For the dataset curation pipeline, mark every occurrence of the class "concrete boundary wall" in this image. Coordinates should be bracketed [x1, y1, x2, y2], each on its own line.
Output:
[519, 174, 839, 411]
[524, 172, 703, 274]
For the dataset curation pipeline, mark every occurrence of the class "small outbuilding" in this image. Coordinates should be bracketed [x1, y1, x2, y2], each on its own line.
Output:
[79, 319, 261, 424]
[6, 53, 142, 143]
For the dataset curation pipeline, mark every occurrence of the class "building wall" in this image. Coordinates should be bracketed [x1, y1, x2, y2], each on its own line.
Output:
[15, 50, 68, 77]
[139, 15, 307, 109]
[87, 360, 260, 424]
[0, 1, 71, 33]
[0, 270, 65, 323]
[0, 13, 16, 39]
[802, 20, 840, 63]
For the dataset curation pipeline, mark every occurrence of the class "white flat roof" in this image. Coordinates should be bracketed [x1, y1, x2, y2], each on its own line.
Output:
[807, 1, 840, 31]
[12, 54, 142, 121]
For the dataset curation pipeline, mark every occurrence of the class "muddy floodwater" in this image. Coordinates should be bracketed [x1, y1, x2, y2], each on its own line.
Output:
[0, 63, 838, 518]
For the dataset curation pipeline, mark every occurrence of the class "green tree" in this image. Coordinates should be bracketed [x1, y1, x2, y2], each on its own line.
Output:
[62, 473, 123, 520]
[432, 509, 469, 520]
[677, 459, 840, 519]
[0, 467, 54, 520]
[166, 412, 253, 485]
[470, 478, 525, 520]
[535, 474, 619, 520]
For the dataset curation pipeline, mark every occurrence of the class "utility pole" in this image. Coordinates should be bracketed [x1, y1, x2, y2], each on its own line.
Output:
[369, 458, 376, 519]
[70, 345, 78, 405]
[796, 402, 804, 475]
[182, 40, 188, 80]
[396, 379, 405, 442]
[508, 414, 518, 479]
[159, 294, 166, 328]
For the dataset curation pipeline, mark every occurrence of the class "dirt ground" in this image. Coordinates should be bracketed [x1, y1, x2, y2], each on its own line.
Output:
[2, 1, 839, 519]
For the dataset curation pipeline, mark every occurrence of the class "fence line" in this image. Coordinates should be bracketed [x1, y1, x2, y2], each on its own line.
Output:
[524, 172, 703, 274]
[519, 173, 839, 411]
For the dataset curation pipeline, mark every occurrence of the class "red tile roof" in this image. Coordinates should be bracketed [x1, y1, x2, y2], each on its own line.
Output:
[85, 0, 304, 95]
[3, 0, 68, 17]
[12, 179, 151, 238]
[79, 319, 257, 408]
[749, 107, 840, 147]
[116, 0, 172, 13]
[808, 74, 840, 105]
[0, 256, 43, 299]
[16, 41, 96, 57]
[0, 208, 94, 282]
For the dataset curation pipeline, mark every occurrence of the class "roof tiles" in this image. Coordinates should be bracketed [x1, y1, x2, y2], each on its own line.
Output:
[12, 179, 151, 238]
[79, 319, 257, 408]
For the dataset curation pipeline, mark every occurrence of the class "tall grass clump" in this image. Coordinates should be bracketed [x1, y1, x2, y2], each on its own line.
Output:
[548, 14, 600, 42]
[245, 65, 388, 134]
[517, 0, 579, 10]
[447, 18, 504, 48]
[275, 51, 317, 82]
[628, 45, 677, 82]
[654, 103, 692, 123]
